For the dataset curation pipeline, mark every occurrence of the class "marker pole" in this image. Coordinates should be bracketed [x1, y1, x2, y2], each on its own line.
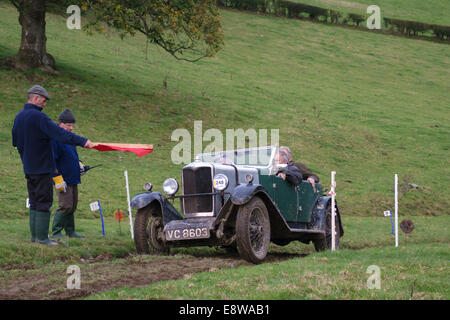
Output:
[331, 171, 336, 251]
[395, 174, 398, 247]
[98, 201, 105, 237]
[124, 170, 134, 239]
[390, 211, 394, 235]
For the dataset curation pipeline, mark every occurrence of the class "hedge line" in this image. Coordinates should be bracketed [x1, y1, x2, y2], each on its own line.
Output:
[217, 0, 450, 41]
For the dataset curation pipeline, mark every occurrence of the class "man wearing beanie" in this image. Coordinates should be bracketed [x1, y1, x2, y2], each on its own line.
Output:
[51, 109, 86, 239]
[12, 85, 93, 246]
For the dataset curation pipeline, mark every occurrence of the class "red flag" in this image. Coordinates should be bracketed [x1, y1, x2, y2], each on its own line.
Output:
[114, 209, 125, 222]
[92, 143, 153, 157]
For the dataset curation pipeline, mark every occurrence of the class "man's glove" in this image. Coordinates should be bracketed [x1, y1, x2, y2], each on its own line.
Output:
[79, 161, 87, 175]
[53, 175, 67, 192]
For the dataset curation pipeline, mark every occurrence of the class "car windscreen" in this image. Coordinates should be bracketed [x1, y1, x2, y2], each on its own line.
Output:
[198, 146, 275, 167]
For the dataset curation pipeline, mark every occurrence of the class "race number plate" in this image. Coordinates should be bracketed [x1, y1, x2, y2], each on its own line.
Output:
[165, 227, 210, 241]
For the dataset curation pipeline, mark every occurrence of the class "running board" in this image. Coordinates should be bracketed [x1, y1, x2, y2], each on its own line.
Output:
[281, 228, 325, 241]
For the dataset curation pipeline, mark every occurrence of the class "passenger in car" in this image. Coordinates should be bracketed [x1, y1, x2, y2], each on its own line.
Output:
[278, 146, 319, 187]
[273, 149, 303, 185]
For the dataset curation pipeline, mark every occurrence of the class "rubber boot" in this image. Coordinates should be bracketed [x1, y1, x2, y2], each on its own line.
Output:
[51, 211, 67, 239]
[35, 211, 59, 246]
[65, 213, 85, 238]
[29, 209, 36, 242]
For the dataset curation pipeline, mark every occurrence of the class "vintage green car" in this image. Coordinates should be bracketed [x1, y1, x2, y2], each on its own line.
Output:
[131, 146, 344, 264]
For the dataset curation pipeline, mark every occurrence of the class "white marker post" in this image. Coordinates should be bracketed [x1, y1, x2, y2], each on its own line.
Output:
[124, 170, 134, 239]
[394, 174, 399, 247]
[331, 171, 336, 251]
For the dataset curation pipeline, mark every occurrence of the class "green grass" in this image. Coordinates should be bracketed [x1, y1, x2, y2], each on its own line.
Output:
[0, 2, 449, 220]
[86, 215, 449, 299]
[0, 215, 448, 299]
[0, 216, 135, 268]
[87, 243, 449, 300]
[291, 0, 450, 25]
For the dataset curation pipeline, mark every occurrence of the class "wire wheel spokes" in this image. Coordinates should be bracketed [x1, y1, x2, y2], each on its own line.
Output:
[249, 208, 265, 253]
[236, 197, 270, 264]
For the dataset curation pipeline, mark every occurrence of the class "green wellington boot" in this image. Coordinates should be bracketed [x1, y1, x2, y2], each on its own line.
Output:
[65, 213, 85, 238]
[29, 209, 36, 242]
[51, 211, 67, 239]
[35, 211, 59, 246]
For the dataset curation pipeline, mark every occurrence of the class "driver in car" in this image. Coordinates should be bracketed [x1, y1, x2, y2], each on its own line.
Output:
[273, 149, 303, 185]
[279, 146, 319, 187]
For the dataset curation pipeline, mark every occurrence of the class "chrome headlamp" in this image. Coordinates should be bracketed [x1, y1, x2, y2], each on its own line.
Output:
[163, 178, 179, 195]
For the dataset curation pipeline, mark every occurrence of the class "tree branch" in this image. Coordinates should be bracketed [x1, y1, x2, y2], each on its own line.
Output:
[10, 0, 19, 9]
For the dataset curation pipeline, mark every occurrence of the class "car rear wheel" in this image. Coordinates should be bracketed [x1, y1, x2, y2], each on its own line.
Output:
[313, 203, 340, 251]
[236, 197, 271, 264]
[134, 205, 170, 254]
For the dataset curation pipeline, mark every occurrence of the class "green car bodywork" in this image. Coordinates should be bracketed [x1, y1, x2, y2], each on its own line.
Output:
[259, 174, 323, 223]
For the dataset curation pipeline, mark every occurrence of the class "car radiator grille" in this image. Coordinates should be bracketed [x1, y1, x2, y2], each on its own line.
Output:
[182, 167, 213, 214]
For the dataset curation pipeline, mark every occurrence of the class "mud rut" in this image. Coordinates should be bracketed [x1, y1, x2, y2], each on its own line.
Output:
[0, 251, 306, 300]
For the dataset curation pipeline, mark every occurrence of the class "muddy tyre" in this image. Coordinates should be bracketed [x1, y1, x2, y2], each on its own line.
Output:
[313, 203, 340, 251]
[134, 205, 169, 254]
[236, 197, 271, 264]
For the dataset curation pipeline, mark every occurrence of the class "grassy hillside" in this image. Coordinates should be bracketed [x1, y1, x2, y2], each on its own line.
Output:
[292, 0, 450, 25]
[0, 1, 449, 220]
[0, 2, 448, 301]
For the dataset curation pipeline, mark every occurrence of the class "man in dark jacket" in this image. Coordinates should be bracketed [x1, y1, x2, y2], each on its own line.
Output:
[279, 146, 320, 186]
[51, 109, 85, 239]
[274, 149, 303, 185]
[12, 85, 93, 246]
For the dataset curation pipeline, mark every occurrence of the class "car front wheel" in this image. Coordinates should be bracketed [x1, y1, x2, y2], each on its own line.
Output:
[236, 197, 271, 264]
[134, 204, 170, 254]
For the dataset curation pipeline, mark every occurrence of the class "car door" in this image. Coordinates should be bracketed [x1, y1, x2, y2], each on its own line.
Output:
[297, 181, 322, 223]
[272, 175, 299, 223]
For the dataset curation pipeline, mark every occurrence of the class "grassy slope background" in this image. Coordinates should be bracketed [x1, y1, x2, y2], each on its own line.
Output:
[0, 1, 448, 219]
[0, 1, 449, 300]
[291, 0, 450, 26]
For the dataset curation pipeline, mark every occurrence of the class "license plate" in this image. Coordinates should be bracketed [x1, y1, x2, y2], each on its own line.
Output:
[165, 227, 210, 241]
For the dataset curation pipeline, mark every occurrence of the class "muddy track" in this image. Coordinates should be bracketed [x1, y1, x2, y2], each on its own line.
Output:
[0, 251, 306, 300]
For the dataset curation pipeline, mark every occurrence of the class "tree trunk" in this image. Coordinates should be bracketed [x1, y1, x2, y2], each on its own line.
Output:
[8, 0, 56, 72]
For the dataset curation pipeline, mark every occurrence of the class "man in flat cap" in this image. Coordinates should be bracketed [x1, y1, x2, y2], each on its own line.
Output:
[51, 109, 86, 239]
[12, 85, 93, 246]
